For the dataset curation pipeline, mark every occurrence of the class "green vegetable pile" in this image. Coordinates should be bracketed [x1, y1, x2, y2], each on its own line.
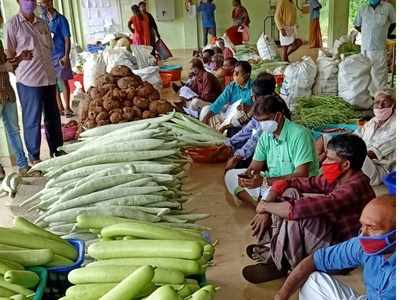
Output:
[234, 44, 260, 61]
[250, 61, 289, 80]
[337, 42, 361, 58]
[293, 96, 362, 129]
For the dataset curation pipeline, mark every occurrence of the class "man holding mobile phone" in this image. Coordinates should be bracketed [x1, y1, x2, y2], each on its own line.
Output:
[5, 0, 64, 164]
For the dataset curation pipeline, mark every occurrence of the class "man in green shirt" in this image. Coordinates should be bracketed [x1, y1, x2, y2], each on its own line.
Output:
[225, 95, 319, 206]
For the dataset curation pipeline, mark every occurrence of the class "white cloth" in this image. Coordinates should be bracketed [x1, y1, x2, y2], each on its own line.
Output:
[224, 169, 271, 200]
[179, 86, 199, 100]
[188, 98, 209, 112]
[354, 2, 395, 52]
[300, 272, 367, 300]
[362, 50, 388, 96]
[279, 26, 296, 46]
[362, 156, 388, 186]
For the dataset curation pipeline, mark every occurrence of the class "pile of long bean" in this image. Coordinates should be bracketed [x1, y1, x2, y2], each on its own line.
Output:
[293, 96, 362, 129]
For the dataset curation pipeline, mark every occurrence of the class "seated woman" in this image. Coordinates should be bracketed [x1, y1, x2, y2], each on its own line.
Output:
[176, 58, 222, 117]
[225, 94, 320, 207]
[222, 57, 237, 87]
[211, 53, 226, 88]
[200, 61, 253, 131]
[202, 48, 215, 72]
[315, 88, 395, 186]
[216, 38, 234, 60]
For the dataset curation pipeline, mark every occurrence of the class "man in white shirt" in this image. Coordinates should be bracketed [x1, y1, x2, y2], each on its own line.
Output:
[354, 88, 396, 186]
[354, 0, 395, 95]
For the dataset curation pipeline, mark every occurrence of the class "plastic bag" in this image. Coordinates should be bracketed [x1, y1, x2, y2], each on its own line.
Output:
[83, 53, 106, 91]
[257, 33, 279, 61]
[280, 56, 317, 110]
[155, 39, 173, 60]
[71, 81, 85, 111]
[131, 45, 156, 69]
[103, 48, 138, 73]
[338, 54, 372, 109]
[133, 66, 162, 90]
[313, 56, 339, 96]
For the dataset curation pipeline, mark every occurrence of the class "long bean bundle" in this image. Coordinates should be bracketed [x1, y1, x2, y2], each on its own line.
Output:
[293, 96, 362, 129]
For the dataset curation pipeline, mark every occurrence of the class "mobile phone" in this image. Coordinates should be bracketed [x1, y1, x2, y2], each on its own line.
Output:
[238, 173, 252, 179]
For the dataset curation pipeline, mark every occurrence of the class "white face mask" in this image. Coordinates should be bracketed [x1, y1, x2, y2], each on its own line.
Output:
[260, 120, 278, 133]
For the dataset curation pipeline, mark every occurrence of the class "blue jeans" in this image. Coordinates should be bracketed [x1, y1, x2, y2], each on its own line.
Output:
[0, 101, 29, 169]
[16, 83, 63, 160]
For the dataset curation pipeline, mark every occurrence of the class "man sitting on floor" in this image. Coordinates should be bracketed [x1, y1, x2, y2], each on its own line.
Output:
[316, 88, 396, 186]
[225, 94, 319, 207]
[242, 134, 375, 284]
[219, 73, 276, 170]
[175, 58, 222, 117]
[200, 61, 253, 130]
[274, 195, 395, 300]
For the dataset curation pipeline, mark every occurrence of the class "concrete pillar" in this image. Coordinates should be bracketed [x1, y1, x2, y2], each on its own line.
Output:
[328, 0, 350, 48]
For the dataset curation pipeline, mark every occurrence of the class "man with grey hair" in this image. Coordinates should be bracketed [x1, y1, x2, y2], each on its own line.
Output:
[353, 88, 396, 185]
[315, 88, 395, 186]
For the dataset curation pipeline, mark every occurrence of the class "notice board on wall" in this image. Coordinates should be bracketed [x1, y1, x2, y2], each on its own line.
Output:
[80, 0, 124, 43]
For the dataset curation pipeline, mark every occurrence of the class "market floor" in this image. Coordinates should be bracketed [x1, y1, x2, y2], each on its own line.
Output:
[0, 47, 388, 299]
[1, 162, 382, 299]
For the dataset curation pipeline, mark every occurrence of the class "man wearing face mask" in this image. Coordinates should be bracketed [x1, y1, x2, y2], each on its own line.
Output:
[200, 61, 253, 129]
[354, 88, 395, 185]
[5, 0, 64, 164]
[316, 88, 396, 186]
[354, 0, 395, 95]
[274, 195, 395, 300]
[242, 134, 375, 284]
[230, 94, 319, 207]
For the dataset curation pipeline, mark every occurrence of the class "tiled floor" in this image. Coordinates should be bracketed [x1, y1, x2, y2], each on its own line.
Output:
[0, 47, 387, 299]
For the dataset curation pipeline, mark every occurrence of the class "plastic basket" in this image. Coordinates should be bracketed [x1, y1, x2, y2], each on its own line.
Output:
[160, 65, 183, 81]
[311, 123, 358, 140]
[28, 267, 48, 300]
[383, 171, 396, 196]
[43, 239, 85, 300]
[160, 72, 173, 88]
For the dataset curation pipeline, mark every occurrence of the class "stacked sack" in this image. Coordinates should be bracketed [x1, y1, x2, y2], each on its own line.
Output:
[280, 56, 317, 110]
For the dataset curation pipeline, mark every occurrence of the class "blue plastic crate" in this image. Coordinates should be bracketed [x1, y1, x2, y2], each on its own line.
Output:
[160, 64, 182, 71]
[87, 44, 105, 54]
[311, 124, 358, 140]
[383, 171, 396, 196]
[43, 239, 85, 300]
[47, 239, 85, 273]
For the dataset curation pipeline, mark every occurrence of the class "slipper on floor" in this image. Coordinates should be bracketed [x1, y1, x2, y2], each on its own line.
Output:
[246, 244, 271, 262]
[242, 262, 288, 284]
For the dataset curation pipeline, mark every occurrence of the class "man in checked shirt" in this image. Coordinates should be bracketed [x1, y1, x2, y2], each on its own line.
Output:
[242, 134, 375, 284]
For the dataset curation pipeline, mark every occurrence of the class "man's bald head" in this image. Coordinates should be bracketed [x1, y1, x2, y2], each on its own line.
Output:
[360, 195, 396, 237]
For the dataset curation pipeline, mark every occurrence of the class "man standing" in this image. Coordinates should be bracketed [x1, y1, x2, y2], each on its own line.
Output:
[198, 0, 217, 47]
[274, 195, 395, 300]
[5, 0, 64, 163]
[309, 0, 322, 48]
[0, 8, 32, 176]
[275, 0, 302, 61]
[354, 0, 395, 95]
[40, 0, 74, 118]
[139, 1, 161, 55]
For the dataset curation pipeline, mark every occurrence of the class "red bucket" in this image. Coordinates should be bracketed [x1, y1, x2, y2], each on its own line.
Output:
[160, 73, 173, 88]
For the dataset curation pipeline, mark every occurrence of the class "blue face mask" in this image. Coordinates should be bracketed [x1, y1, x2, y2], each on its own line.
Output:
[368, 0, 381, 7]
[359, 229, 396, 256]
